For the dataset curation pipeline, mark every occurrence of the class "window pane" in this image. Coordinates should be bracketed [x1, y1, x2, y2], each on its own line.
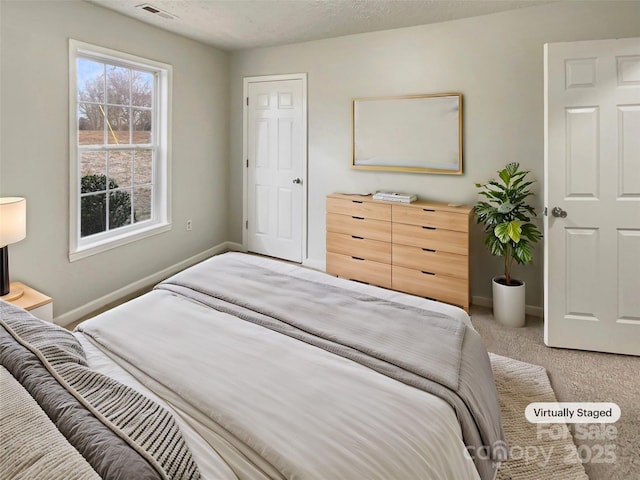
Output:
[106, 65, 130, 106]
[81, 172, 111, 194]
[81, 193, 106, 236]
[106, 105, 130, 144]
[134, 150, 153, 185]
[109, 189, 133, 230]
[77, 58, 104, 103]
[108, 151, 132, 189]
[132, 108, 152, 144]
[132, 71, 153, 107]
[71, 42, 170, 257]
[133, 186, 152, 223]
[78, 103, 104, 145]
[81, 151, 106, 178]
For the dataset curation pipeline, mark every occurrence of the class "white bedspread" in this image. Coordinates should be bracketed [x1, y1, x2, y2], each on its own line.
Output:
[76, 253, 484, 480]
[75, 333, 240, 480]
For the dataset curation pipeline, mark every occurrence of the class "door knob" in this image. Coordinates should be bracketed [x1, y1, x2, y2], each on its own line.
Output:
[292, 178, 302, 185]
[551, 207, 567, 218]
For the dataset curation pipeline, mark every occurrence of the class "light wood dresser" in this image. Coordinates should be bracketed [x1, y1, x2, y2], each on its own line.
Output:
[326, 193, 472, 312]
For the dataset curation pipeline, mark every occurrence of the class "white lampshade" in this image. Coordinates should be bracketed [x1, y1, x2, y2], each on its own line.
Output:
[0, 197, 27, 247]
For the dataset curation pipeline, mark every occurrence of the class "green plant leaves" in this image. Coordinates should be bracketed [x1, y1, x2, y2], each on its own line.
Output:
[498, 168, 511, 186]
[497, 202, 515, 214]
[520, 222, 543, 243]
[513, 240, 533, 264]
[494, 221, 522, 243]
[507, 221, 522, 243]
[484, 234, 506, 257]
[505, 162, 520, 176]
[475, 162, 543, 276]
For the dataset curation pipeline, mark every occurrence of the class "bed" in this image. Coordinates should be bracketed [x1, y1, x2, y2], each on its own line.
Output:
[0, 252, 506, 480]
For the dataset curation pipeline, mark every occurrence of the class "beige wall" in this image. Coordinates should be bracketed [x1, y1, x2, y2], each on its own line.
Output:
[229, 1, 640, 309]
[1, 1, 638, 319]
[0, 1, 230, 318]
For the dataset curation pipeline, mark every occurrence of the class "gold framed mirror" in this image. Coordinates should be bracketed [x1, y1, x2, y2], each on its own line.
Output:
[352, 93, 462, 174]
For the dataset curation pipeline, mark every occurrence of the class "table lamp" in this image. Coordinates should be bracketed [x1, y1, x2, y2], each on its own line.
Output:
[0, 197, 27, 299]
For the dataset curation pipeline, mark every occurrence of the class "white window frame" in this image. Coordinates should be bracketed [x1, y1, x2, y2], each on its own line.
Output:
[69, 39, 172, 261]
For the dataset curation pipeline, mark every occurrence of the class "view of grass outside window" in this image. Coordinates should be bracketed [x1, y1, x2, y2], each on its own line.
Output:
[77, 58, 154, 237]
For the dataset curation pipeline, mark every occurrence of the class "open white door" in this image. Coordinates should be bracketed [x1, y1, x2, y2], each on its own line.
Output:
[243, 75, 307, 263]
[544, 38, 640, 355]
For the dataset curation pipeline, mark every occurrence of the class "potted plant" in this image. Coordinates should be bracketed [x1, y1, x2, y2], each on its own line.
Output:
[474, 162, 542, 327]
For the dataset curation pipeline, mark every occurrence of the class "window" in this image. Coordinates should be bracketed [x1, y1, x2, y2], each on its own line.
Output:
[69, 40, 171, 261]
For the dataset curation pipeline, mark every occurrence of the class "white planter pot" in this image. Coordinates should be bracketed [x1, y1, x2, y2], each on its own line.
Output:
[492, 276, 526, 327]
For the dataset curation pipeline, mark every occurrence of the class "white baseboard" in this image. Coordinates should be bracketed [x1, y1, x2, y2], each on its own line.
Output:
[472, 295, 543, 318]
[55, 241, 241, 326]
[225, 241, 245, 252]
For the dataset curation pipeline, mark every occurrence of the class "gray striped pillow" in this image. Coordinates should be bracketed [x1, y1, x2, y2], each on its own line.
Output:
[1, 301, 201, 480]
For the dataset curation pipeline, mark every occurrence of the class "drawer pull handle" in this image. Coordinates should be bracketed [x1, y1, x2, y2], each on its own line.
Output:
[352, 200, 363, 204]
[421, 271, 435, 276]
[422, 226, 436, 230]
[351, 235, 364, 240]
[423, 209, 435, 213]
[352, 216, 365, 220]
[422, 248, 436, 253]
[352, 256, 365, 261]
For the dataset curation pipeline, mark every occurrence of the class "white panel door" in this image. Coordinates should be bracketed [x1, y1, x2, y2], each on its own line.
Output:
[246, 78, 305, 262]
[544, 37, 640, 355]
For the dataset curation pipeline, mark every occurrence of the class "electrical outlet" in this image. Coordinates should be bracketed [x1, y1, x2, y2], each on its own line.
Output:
[186, 219, 192, 231]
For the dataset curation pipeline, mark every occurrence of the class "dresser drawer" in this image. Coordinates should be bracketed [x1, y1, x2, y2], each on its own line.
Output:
[327, 213, 391, 242]
[327, 232, 391, 264]
[392, 223, 468, 255]
[327, 252, 392, 289]
[392, 205, 469, 232]
[326, 194, 471, 312]
[327, 197, 391, 221]
[392, 244, 468, 280]
[392, 266, 469, 310]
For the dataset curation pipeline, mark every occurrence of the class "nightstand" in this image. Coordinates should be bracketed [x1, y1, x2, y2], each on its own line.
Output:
[1, 282, 53, 322]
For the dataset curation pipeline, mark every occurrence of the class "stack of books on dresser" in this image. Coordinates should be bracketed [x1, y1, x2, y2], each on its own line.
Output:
[372, 191, 417, 203]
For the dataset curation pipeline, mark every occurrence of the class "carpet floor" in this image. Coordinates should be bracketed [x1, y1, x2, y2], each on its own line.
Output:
[472, 306, 640, 480]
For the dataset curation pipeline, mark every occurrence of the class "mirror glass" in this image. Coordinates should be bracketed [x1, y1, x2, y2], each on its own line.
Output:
[352, 93, 462, 174]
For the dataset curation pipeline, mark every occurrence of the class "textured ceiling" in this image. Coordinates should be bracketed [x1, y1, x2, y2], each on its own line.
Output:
[88, 0, 549, 51]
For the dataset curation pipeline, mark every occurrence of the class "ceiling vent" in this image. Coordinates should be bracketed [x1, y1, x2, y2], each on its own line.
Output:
[136, 3, 177, 20]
